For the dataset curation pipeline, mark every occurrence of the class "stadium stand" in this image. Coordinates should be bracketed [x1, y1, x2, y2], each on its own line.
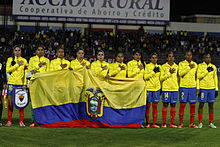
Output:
[1, 29, 220, 65]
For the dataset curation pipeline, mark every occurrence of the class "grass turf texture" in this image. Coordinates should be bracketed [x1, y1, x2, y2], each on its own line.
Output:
[0, 81, 220, 147]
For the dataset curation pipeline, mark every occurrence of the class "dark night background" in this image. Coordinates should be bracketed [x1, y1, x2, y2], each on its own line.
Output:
[1, 0, 220, 21]
[170, 0, 220, 21]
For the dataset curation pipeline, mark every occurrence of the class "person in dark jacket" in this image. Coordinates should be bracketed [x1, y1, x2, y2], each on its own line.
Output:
[0, 58, 7, 127]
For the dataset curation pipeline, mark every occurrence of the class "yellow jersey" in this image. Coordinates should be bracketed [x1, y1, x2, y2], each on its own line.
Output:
[178, 60, 198, 88]
[197, 62, 218, 90]
[161, 62, 179, 91]
[6, 56, 28, 85]
[70, 58, 90, 70]
[28, 55, 50, 73]
[91, 60, 109, 77]
[109, 62, 127, 78]
[127, 59, 144, 79]
[144, 62, 161, 91]
[50, 58, 70, 71]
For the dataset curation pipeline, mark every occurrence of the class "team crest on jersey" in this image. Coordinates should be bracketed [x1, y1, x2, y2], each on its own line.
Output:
[14, 89, 29, 109]
[85, 88, 105, 120]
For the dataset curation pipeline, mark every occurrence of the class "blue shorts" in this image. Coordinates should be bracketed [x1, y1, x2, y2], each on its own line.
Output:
[162, 91, 178, 103]
[147, 90, 160, 103]
[198, 89, 215, 103]
[179, 87, 197, 103]
[7, 84, 23, 96]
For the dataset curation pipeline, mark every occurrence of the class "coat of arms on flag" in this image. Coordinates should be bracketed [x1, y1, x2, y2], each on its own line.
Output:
[14, 88, 29, 109]
[85, 88, 105, 120]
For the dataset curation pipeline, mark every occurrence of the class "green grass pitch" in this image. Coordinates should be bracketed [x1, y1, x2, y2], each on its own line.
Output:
[0, 79, 220, 147]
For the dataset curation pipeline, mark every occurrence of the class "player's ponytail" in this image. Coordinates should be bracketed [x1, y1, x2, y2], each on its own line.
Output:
[11, 57, 16, 66]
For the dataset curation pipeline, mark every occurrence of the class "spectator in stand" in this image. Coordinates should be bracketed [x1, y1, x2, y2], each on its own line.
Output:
[0, 57, 7, 127]
[1, 29, 220, 63]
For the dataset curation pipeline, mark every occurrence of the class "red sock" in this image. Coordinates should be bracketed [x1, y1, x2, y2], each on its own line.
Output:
[170, 107, 176, 124]
[7, 106, 13, 122]
[179, 103, 186, 124]
[198, 113, 203, 123]
[162, 106, 168, 124]
[152, 103, 158, 124]
[190, 104, 196, 124]
[19, 109, 24, 122]
[146, 103, 151, 124]
[209, 113, 213, 124]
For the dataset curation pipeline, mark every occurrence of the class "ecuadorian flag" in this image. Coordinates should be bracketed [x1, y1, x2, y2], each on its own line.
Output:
[30, 69, 146, 128]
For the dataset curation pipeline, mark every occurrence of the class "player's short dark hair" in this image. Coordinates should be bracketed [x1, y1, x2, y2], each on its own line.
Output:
[96, 50, 104, 56]
[150, 52, 158, 58]
[76, 48, 84, 53]
[132, 50, 141, 56]
[115, 51, 124, 57]
[203, 52, 211, 58]
[166, 51, 174, 58]
[56, 46, 64, 53]
[13, 45, 21, 50]
[36, 45, 45, 50]
[185, 50, 192, 55]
